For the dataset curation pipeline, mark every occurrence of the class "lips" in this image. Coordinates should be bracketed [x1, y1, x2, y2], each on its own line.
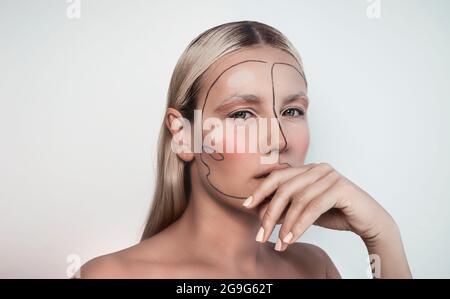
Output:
[254, 164, 290, 179]
[255, 172, 271, 179]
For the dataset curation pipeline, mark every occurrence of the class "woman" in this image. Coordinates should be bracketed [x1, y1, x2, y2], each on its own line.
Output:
[81, 20, 412, 278]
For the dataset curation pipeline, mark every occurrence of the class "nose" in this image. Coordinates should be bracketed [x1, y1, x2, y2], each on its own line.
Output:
[262, 116, 288, 155]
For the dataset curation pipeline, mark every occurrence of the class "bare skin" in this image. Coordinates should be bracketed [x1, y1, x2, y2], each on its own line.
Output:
[81, 163, 340, 278]
[80, 46, 411, 279]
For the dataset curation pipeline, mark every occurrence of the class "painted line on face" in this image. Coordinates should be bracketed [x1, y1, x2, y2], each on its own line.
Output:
[199, 59, 306, 200]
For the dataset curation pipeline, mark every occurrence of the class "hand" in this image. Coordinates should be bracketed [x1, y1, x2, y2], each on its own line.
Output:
[243, 162, 396, 251]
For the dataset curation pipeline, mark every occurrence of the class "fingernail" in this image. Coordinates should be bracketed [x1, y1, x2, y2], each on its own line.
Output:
[255, 227, 264, 242]
[283, 232, 293, 243]
[243, 196, 253, 207]
[275, 238, 282, 251]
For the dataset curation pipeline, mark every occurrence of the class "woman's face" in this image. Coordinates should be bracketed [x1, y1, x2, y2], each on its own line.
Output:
[193, 46, 310, 210]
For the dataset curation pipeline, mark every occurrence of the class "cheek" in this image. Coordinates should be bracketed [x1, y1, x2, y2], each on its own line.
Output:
[220, 123, 256, 154]
[205, 124, 260, 173]
[285, 123, 310, 158]
[219, 152, 259, 174]
[293, 126, 309, 148]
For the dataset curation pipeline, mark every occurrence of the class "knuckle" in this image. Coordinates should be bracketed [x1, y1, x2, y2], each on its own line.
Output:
[335, 176, 350, 189]
[266, 172, 280, 187]
[309, 200, 323, 213]
[263, 209, 276, 224]
[329, 169, 339, 178]
[324, 169, 339, 182]
[292, 192, 306, 205]
[276, 184, 289, 198]
[318, 162, 333, 171]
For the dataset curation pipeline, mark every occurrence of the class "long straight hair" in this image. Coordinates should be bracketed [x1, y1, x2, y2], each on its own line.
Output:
[141, 20, 307, 240]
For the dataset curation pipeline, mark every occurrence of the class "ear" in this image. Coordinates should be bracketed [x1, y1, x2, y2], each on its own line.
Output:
[165, 107, 194, 162]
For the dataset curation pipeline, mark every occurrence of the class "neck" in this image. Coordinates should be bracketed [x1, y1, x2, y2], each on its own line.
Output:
[172, 164, 269, 272]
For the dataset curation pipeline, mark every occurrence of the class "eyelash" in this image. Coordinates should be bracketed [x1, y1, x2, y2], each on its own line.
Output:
[228, 110, 254, 120]
[282, 107, 305, 118]
[228, 107, 305, 119]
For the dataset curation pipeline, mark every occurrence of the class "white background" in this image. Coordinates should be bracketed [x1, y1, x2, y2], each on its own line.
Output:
[1, 0, 449, 278]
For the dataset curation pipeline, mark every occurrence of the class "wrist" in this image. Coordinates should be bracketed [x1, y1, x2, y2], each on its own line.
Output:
[362, 214, 400, 249]
[360, 215, 412, 278]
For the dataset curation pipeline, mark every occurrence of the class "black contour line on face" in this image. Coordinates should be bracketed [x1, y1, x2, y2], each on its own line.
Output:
[199, 59, 306, 200]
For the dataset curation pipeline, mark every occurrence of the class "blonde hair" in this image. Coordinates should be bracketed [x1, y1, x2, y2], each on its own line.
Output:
[141, 20, 307, 240]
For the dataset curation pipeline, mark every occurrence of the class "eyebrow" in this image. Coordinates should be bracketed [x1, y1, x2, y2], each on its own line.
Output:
[215, 91, 309, 112]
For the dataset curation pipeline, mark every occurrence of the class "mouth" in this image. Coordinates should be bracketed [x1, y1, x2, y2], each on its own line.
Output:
[255, 172, 271, 179]
[254, 164, 290, 179]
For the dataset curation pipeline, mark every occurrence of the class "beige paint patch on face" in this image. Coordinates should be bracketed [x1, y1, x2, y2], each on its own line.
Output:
[197, 46, 302, 109]
[226, 69, 256, 89]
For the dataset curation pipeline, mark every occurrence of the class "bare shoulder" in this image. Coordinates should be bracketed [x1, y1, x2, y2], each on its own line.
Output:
[283, 242, 341, 278]
[80, 241, 166, 278]
[80, 252, 129, 278]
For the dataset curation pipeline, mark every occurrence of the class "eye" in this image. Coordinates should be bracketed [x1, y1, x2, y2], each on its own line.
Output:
[228, 110, 255, 120]
[281, 107, 305, 118]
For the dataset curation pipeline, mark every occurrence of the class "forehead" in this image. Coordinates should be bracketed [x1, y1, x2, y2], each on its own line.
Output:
[201, 46, 301, 87]
[198, 46, 305, 108]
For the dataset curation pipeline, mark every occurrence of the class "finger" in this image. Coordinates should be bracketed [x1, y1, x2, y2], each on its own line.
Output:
[278, 169, 340, 245]
[257, 201, 289, 224]
[244, 163, 317, 209]
[313, 208, 350, 231]
[287, 184, 341, 244]
[259, 163, 335, 243]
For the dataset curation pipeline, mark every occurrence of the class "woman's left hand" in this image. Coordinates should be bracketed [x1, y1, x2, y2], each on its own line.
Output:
[243, 162, 397, 251]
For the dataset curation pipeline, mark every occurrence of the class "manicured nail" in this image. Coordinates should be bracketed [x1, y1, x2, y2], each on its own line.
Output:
[275, 238, 283, 251]
[283, 232, 293, 243]
[255, 227, 264, 242]
[243, 196, 253, 207]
